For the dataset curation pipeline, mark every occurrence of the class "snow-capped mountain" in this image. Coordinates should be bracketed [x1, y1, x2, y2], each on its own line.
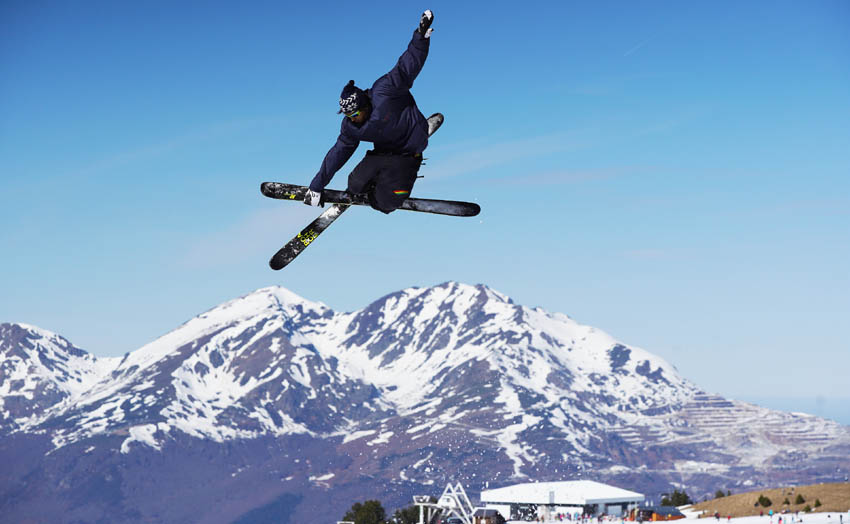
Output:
[1, 283, 848, 524]
[0, 323, 113, 434]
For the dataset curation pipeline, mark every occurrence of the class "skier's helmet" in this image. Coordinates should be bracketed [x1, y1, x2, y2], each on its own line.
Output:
[338, 80, 368, 115]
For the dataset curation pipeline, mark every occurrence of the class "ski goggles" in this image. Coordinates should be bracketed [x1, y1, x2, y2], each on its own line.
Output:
[345, 110, 361, 119]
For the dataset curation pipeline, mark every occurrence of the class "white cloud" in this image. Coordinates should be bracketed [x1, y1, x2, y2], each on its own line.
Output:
[69, 117, 287, 178]
[427, 133, 592, 180]
[177, 204, 317, 268]
[490, 166, 637, 186]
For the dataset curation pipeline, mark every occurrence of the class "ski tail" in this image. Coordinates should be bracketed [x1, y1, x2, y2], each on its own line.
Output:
[269, 204, 349, 270]
[261, 182, 307, 201]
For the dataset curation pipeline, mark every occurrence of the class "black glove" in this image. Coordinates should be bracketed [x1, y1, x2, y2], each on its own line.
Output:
[418, 9, 434, 38]
[304, 189, 324, 207]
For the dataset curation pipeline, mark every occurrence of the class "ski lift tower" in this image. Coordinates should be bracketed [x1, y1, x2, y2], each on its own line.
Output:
[413, 483, 475, 524]
[413, 495, 438, 524]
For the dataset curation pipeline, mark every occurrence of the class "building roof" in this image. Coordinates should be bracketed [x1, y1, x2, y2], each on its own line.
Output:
[473, 508, 504, 517]
[480, 480, 645, 506]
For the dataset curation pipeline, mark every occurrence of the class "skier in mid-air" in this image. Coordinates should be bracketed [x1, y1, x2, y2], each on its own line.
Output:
[304, 9, 442, 214]
[258, 9, 476, 270]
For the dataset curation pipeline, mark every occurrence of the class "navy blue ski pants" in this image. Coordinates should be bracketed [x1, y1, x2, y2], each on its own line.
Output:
[347, 151, 422, 214]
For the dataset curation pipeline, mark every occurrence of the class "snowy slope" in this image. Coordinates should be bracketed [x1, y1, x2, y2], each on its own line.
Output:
[33, 287, 389, 450]
[2, 282, 849, 499]
[315, 282, 706, 477]
[9, 283, 703, 455]
[0, 323, 116, 434]
[320, 282, 693, 414]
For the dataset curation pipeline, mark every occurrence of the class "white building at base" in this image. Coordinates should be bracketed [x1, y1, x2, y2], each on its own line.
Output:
[480, 480, 644, 521]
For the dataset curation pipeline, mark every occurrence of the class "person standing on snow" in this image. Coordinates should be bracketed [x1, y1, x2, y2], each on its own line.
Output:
[305, 9, 443, 214]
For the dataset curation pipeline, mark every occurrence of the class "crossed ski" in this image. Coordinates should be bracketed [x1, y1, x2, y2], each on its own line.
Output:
[262, 182, 480, 270]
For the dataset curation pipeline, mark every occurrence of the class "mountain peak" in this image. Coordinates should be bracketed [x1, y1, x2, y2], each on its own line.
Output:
[0, 322, 109, 432]
[4, 283, 849, 524]
[201, 285, 330, 323]
[0, 322, 85, 357]
[415, 281, 515, 305]
[107, 285, 331, 384]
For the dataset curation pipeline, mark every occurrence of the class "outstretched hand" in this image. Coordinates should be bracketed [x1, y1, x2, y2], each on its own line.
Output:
[418, 9, 434, 38]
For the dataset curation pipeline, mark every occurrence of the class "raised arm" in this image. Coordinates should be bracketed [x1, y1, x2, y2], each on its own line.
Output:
[386, 10, 434, 90]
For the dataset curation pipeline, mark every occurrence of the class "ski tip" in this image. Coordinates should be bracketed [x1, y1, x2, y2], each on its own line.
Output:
[455, 203, 480, 217]
[260, 182, 272, 196]
[269, 257, 286, 271]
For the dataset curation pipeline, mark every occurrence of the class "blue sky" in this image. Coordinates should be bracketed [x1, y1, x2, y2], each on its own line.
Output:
[2, 1, 848, 423]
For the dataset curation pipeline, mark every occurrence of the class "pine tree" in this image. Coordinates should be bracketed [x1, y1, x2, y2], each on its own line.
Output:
[342, 500, 387, 524]
[758, 495, 773, 507]
[814, 499, 822, 508]
[661, 489, 693, 506]
[715, 490, 726, 499]
[795, 494, 806, 505]
[391, 505, 421, 524]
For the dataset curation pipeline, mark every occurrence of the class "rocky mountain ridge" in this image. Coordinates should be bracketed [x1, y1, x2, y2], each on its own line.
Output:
[1, 282, 848, 524]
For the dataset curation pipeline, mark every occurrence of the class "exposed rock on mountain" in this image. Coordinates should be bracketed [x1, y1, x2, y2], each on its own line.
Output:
[1, 283, 848, 523]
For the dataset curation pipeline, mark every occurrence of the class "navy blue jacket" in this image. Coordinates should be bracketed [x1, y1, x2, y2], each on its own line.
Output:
[309, 31, 431, 192]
